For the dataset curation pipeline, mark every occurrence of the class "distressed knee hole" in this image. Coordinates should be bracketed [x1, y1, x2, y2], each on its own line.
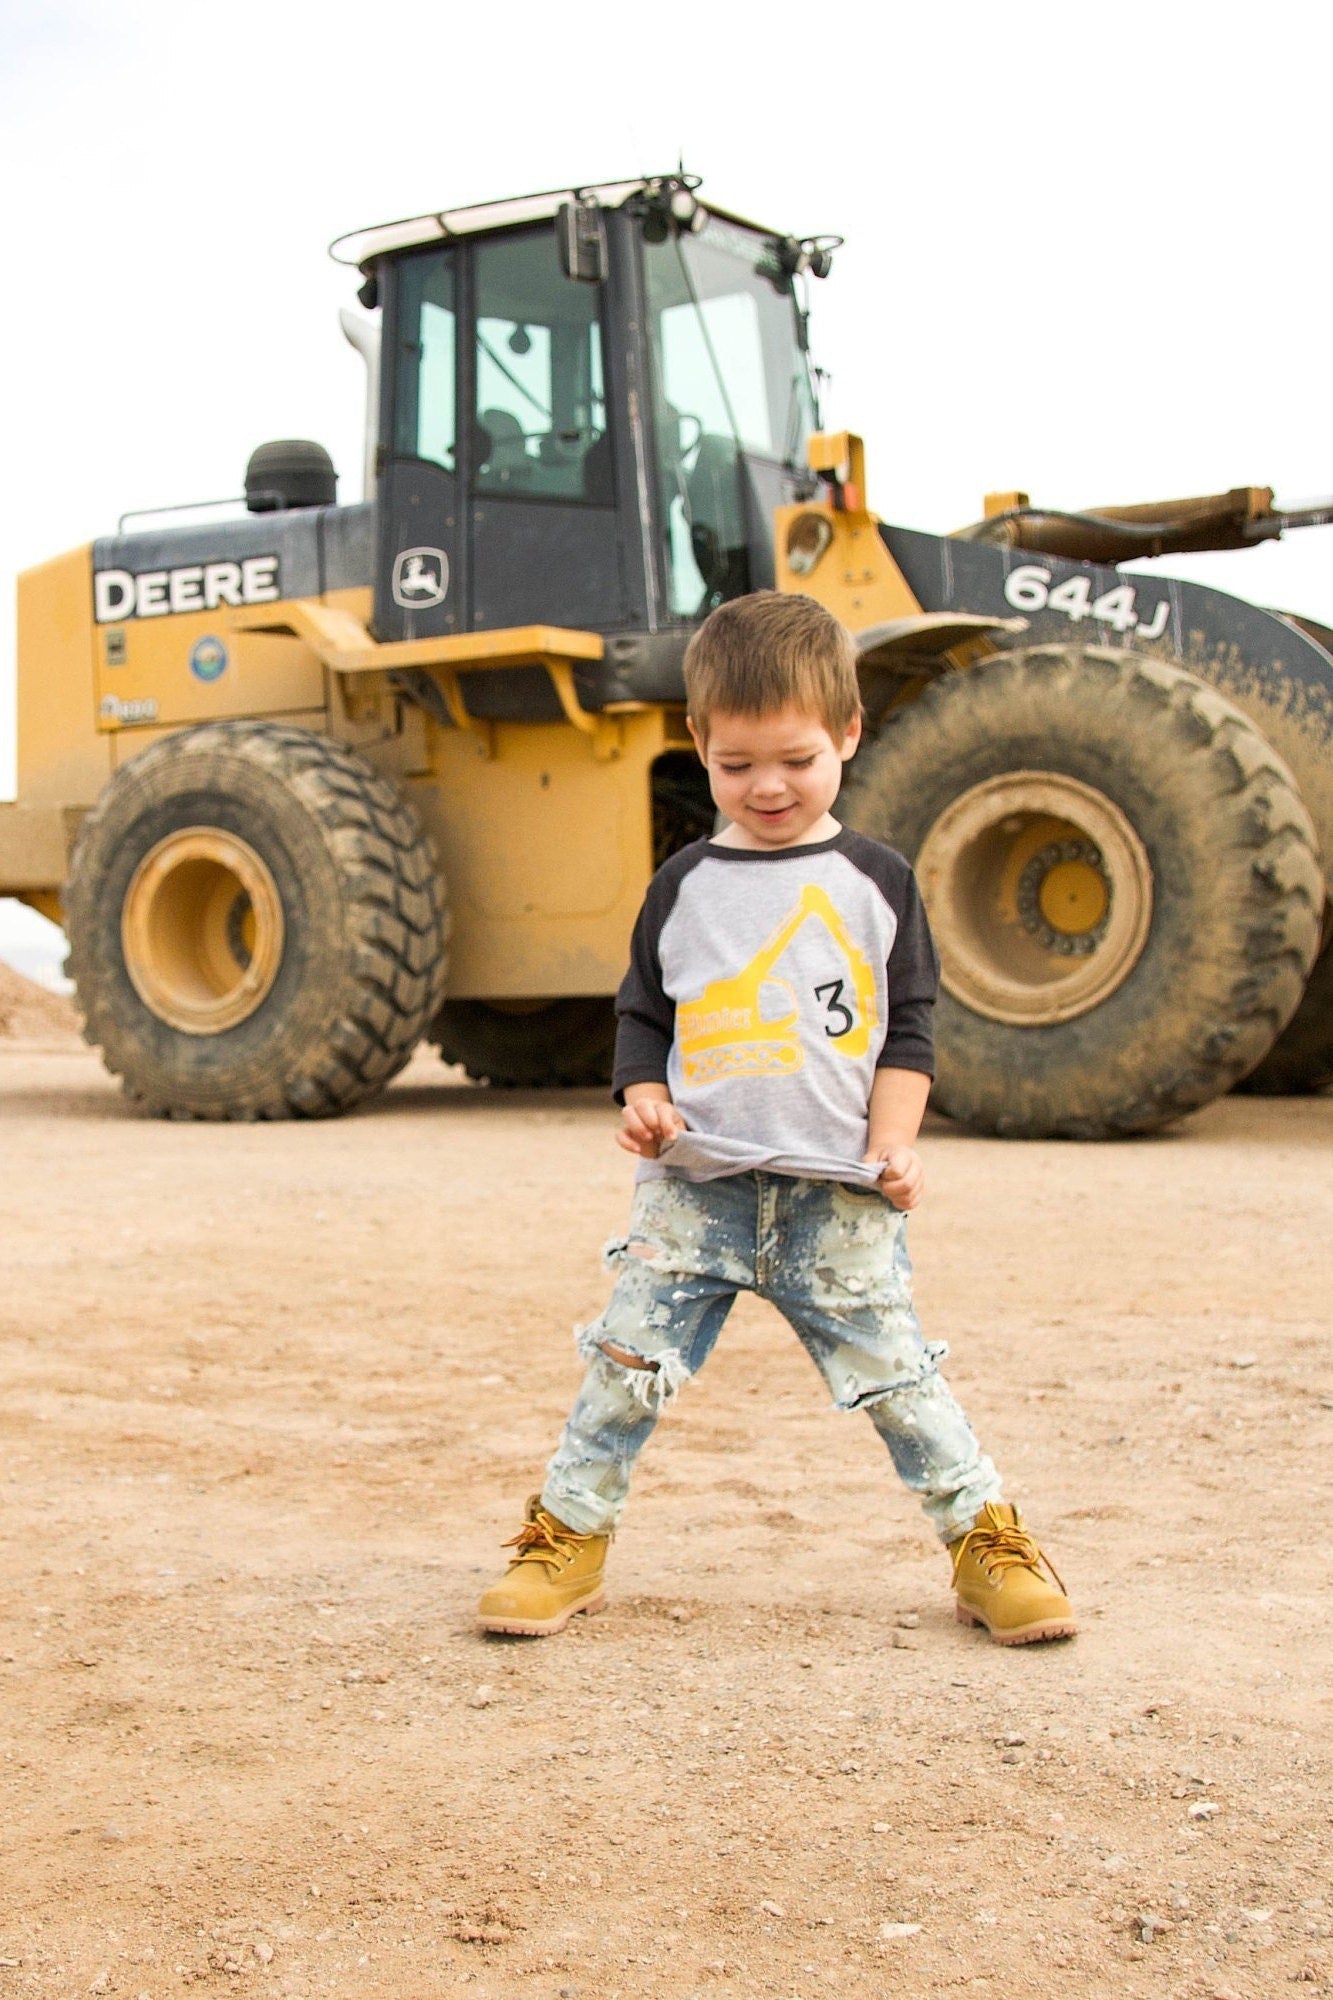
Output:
[599, 1340, 655, 1370]
[832, 1341, 948, 1415]
[842, 1382, 896, 1413]
[838, 1374, 928, 1415]
[591, 1336, 692, 1412]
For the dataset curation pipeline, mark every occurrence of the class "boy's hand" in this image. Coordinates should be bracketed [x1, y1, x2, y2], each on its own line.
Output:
[862, 1143, 924, 1210]
[616, 1097, 686, 1159]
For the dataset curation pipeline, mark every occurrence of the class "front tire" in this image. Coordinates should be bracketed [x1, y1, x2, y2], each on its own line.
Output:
[840, 646, 1322, 1136]
[65, 722, 449, 1118]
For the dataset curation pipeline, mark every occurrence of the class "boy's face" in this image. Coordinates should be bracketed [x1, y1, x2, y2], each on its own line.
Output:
[688, 703, 862, 849]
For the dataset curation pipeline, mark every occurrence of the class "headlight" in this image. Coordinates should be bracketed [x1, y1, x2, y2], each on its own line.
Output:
[786, 512, 834, 577]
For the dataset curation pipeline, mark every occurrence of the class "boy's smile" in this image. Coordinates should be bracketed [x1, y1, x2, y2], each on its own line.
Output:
[690, 703, 863, 850]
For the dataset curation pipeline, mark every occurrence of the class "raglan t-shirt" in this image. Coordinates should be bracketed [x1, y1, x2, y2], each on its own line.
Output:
[612, 828, 939, 1185]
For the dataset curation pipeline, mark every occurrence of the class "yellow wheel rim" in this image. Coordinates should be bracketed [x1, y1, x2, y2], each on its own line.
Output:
[916, 773, 1153, 1026]
[121, 828, 285, 1035]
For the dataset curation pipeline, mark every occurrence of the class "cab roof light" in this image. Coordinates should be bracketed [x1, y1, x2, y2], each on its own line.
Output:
[633, 171, 708, 243]
[779, 234, 843, 280]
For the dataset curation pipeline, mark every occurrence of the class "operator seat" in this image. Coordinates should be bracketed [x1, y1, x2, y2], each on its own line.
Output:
[685, 432, 750, 600]
[477, 408, 533, 489]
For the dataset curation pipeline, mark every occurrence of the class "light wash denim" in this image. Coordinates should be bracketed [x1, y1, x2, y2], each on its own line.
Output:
[541, 1172, 1001, 1544]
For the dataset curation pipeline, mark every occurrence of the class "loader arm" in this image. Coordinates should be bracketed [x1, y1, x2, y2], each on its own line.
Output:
[954, 484, 1333, 566]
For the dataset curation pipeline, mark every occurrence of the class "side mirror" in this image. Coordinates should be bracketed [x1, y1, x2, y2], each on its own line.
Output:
[557, 200, 608, 283]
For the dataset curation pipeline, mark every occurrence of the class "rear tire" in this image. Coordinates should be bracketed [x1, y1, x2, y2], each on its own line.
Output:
[432, 997, 615, 1088]
[840, 645, 1323, 1136]
[65, 722, 448, 1118]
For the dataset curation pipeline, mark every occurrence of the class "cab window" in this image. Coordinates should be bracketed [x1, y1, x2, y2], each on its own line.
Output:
[393, 249, 457, 473]
[473, 229, 612, 504]
[644, 218, 815, 616]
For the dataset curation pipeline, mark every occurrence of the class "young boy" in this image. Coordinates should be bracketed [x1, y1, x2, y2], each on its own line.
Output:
[478, 591, 1074, 1647]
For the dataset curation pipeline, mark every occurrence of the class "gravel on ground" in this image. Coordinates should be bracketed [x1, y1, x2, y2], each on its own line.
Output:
[1, 1031, 1329, 1999]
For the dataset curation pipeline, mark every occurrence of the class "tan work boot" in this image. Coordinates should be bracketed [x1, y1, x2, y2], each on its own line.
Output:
[950, 1500, 1076, 1646]
[476, 1495, 610, 1637]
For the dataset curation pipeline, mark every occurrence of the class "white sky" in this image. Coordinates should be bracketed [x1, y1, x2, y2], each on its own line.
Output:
[2, 1, 1331, 977]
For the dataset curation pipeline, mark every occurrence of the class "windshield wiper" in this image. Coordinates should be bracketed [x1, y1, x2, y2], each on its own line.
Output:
[673, 239, 746, 452]
[477, 334, 551, 422]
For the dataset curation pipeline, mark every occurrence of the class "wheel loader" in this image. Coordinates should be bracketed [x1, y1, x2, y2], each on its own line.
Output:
[2, 173, 1330, 1134]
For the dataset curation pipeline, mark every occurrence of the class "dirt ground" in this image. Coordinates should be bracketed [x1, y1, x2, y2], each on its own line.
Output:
[1, 998, 1330, 2000]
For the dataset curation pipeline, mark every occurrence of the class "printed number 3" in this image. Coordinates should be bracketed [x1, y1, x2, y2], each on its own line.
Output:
[815, 978, 854, 1037]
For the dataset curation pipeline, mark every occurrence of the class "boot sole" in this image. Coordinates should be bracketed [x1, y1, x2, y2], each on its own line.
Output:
[955, 1600, 1078, 1646]
[477, 1590, 607, 1638]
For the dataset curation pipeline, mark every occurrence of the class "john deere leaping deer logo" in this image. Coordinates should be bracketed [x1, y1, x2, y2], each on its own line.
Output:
[677, 884, 879, 1085]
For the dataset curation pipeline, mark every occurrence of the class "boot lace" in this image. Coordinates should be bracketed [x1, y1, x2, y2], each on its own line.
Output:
[951, 1506, 1067, 1594]
[502, 1512, 590, 1575]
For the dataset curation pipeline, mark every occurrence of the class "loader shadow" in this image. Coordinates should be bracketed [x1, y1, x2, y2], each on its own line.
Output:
[11, 1050, 1296, 1141]
[368, 1078, 609, 1120]
[0, 1090, 140, 1122]
[0, 1061, 134, 1121]
[0, 1061, 608, 1125]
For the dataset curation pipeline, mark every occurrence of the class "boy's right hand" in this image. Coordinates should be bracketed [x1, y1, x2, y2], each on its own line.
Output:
[616, 1097, 686, 1159]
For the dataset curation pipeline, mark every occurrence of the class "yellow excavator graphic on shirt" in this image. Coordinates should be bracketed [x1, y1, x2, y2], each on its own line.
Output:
[677, 884, 879, 1086]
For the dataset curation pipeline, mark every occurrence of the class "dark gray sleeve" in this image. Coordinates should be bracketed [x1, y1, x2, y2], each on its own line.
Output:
[840, 833, 939, 1077]
[611, 844, 702, 1102]
[879, 866, 939, 1076]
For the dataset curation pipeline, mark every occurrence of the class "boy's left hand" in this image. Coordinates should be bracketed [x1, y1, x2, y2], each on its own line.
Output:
[862, 1143, 924, 1210]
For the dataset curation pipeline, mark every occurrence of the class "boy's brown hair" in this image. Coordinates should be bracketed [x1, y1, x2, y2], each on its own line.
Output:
[683, 591, 860, 742]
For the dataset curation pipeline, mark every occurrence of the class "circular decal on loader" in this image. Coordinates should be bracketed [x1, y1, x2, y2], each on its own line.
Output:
[190, 635, 229, 683]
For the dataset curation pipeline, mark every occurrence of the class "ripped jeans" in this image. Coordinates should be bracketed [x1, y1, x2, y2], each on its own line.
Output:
[541, 1172, 1001, 1545]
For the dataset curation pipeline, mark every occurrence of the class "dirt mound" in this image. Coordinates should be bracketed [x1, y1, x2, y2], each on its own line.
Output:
[0, 960, 80, 1042]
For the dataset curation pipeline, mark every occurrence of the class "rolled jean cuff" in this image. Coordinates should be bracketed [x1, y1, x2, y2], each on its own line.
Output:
[539, 1474, 618, 1538]
[927, 1465, 1004, 1544]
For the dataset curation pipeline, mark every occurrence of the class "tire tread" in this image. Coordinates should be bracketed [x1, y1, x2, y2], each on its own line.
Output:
[65, 721, 449, 1121]
[841, 644, 1322, 1137]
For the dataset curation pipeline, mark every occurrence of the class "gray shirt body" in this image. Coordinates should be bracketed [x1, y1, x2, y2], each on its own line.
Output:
[613, 829, 938, 1185]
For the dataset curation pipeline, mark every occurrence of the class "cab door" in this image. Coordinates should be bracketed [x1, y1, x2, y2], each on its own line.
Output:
[463, 227, 632, 632]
